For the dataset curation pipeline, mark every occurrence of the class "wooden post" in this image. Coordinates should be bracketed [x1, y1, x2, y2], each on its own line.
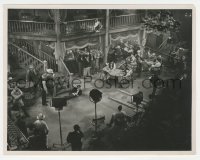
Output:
[53, 9, 63, 73]
[104, 9, 109, 64]
[43, 60, 48, 72]
[145, 10, 148, 17]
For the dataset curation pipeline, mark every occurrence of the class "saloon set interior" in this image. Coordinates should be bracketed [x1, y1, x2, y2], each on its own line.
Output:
[7, 9, 192, 151]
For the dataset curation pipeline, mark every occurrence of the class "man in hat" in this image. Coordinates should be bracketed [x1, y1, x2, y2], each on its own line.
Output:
[34, 113, 49, 150]
[67, 124, 84, 151]
[26, 64, 39, 88]
[40, 69, 55, 105]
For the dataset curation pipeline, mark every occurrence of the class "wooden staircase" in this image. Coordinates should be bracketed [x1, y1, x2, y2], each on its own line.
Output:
[9, 40, 73, 96]
[8, 42, 45, 73]
[11, 39, 58, 72]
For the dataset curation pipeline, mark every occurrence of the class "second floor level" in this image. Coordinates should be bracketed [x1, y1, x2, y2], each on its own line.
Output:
[8, 9, 146, 41]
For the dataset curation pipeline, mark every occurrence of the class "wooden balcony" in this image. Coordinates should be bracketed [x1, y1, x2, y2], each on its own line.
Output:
[8, 20, 55, 35]
[109, 13, 144, 28]
[8, 13, 144, 39]
[61, 18, 105, 35]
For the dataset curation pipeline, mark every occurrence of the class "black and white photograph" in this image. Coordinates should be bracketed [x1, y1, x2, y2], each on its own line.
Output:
[5, 6, 194, 153]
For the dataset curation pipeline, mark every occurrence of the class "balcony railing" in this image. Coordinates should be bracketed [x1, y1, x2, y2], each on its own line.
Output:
[8, 20, 55, 35]
[109, 13, 144, 28]
[8, 13, 144, 35]
[61, 18, 105, 35]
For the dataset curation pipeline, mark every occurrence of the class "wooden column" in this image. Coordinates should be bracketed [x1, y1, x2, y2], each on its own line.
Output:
[145, 10, 148, 17]
[104, 9, 109, 63]
[53, 9, 63, 72]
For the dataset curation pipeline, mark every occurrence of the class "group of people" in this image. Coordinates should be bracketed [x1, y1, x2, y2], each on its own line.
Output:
[64, 46, 103, 77]
[104, 39, 164, 81]
[142, 10, 181, 33]
[169, 47, 187, 72]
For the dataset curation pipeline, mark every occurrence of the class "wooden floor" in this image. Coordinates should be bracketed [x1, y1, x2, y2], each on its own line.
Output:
[23, 70, 174, 150]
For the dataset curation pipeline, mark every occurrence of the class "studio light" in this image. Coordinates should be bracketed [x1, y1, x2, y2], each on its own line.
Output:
[89, 89, 102, 134]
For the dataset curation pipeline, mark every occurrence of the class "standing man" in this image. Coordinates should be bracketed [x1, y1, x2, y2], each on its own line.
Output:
[136, 55, 143, 77]
[108, 105, 127, 128]
[67, 124, 84, 151]
[40, 69, 54, 106]
[82, 49, 91, 77]
[77, 50, 83, 77]
[34, 113, 49, 150]
[26, 64, 39, 88]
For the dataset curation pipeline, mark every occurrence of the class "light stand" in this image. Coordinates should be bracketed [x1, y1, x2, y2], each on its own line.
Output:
[58, 110, 63, 146]
[51, 97, 67, 150]
[94, 102, 97, 133]
[89, 89, 102, 135]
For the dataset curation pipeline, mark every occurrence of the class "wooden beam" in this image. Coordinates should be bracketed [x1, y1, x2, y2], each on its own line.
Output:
[61, 31, 105, 42]
[118, 89, 136, 96]
[108, 25, 142, 34]
[8, 34, 56, 41]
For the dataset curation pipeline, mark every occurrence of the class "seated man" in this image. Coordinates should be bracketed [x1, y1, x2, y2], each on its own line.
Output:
[71, 85, 82, 96]
[104, 61, 116, 72]
[103, 61, 117, 80]
[63, 85, 82, 101]
[149, 58, 162, 74]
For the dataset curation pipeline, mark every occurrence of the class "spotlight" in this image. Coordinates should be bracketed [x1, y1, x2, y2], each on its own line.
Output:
[89, 89, 102, 134]
[89, 89, 102, 104]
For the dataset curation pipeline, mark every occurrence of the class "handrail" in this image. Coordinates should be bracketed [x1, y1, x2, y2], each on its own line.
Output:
[110, 13, 144, 18]
[8, 13, 143, 23]
[9, 42, 44, 64]
[63, 17, 104, 24]
[39, 49, 55, 60]
[8, 20, 55, 25]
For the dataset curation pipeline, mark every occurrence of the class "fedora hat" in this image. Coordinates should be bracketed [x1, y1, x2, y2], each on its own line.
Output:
[37, 113, 45, 120]
[46, 69, 54, 74]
